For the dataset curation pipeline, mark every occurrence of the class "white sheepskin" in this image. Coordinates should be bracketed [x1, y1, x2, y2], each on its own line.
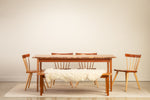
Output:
[44, 68, 106, 82]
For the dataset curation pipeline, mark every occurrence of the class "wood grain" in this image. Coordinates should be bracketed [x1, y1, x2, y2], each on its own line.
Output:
[113, 53, 141, 92]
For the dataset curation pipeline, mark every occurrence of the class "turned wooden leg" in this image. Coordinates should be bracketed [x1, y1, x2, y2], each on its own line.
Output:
[75, 81, 79, 88]
[25, 74, 30, 91]
[125, 72, 129, 92]
[134, 73, 141, 90]
[112, 71, 118, 85]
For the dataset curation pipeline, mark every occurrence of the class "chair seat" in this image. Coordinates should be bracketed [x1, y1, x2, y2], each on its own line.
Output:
[77, 68, 96, 69]
[26, 70, 37, 73]
[57, 68, 71, 70]
[26, 70, 44, 73]
[114, 69, 137, 73]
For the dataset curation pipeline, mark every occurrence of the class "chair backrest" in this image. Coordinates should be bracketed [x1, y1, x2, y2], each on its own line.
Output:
[51, 53, 73, 69]
[22, 54, 30, 72]
[125, 53, 141, 71]
[75, 53, 97, 69]
[51, 53, 73, 55]
[76, 53, 97, 55]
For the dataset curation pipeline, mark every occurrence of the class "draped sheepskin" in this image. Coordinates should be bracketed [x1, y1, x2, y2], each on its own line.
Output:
[44, 68, 106, 82]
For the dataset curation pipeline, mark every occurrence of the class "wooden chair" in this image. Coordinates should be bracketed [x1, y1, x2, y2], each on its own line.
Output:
[22, 54, 49, 91]
[112, 53, 141, 91]
[75, 53, 99, 88]
[50, 53, 74, 88]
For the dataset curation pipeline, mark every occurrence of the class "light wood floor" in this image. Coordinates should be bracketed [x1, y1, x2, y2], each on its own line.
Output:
[0, 82, 150, 100]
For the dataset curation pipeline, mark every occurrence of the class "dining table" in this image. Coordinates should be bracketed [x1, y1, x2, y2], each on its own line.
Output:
[33, 54, 116, 92]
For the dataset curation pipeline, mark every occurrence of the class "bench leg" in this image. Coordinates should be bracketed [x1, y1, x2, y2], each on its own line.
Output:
[40, 75, 43, 96]
[106, 76, 109, 96]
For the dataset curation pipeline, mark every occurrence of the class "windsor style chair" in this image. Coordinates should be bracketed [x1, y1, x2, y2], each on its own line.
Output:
[22, 54, 49, 91]
[75, 53, 99, 88]
[50, 53, 74, 88]
[112, 53, 141, 91]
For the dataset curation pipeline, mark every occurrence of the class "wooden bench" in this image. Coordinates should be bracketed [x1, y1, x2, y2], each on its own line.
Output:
[38, 72, 112, 96]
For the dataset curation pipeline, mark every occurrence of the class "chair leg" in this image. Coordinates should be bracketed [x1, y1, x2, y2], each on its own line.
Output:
[105, 76, 107, 92]
[125, 72, 129, 92]
[28, 73, 32, 88]
[134, 73, 141, 90]
[25, 74, 30, 91]
[70, 81, 73, 88]
[50, 80, 53, 88]
[53, 80, 55, 85]
[44, 78, 49, 88]
[94, 80, 96, 85]
[75, 81, 79, 88]
[43, 80, 46, 91]
[37, 74, 39, 92]
[94, 79, 98, 84]
[95, 80, 99, 88]
[112, 71, 118, 85]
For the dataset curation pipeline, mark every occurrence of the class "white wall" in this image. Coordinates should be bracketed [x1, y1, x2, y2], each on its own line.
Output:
[0, 0, 150, 81]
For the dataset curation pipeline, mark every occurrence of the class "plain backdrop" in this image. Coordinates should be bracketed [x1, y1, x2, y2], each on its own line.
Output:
[0, 0, 150, 81]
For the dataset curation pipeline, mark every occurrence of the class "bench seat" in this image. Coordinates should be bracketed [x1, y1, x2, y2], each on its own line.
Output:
[38, 72, 111, 96]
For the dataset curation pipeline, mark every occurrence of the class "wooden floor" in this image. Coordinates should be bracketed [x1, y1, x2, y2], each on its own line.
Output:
[0, 82, 150, 100]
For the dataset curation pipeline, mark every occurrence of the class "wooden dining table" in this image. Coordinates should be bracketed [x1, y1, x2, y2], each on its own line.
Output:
[33, 54, 116, 92]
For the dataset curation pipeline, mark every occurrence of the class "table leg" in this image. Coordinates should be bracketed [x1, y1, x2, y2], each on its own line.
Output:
[37, 59, 39, 92]
[40, 75, 43, 96]
[107, 62, 109, 73]
[110, 59, 112, 91]
[40, 62, 42, 70]
[107, 61, 111, 91]
[106, 76, 109, 96]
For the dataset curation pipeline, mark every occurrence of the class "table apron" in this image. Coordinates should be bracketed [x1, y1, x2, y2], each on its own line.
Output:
[38, 59, 111, 62]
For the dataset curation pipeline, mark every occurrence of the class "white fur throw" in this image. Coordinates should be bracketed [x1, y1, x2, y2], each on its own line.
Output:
[44, 68, 106, 82]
